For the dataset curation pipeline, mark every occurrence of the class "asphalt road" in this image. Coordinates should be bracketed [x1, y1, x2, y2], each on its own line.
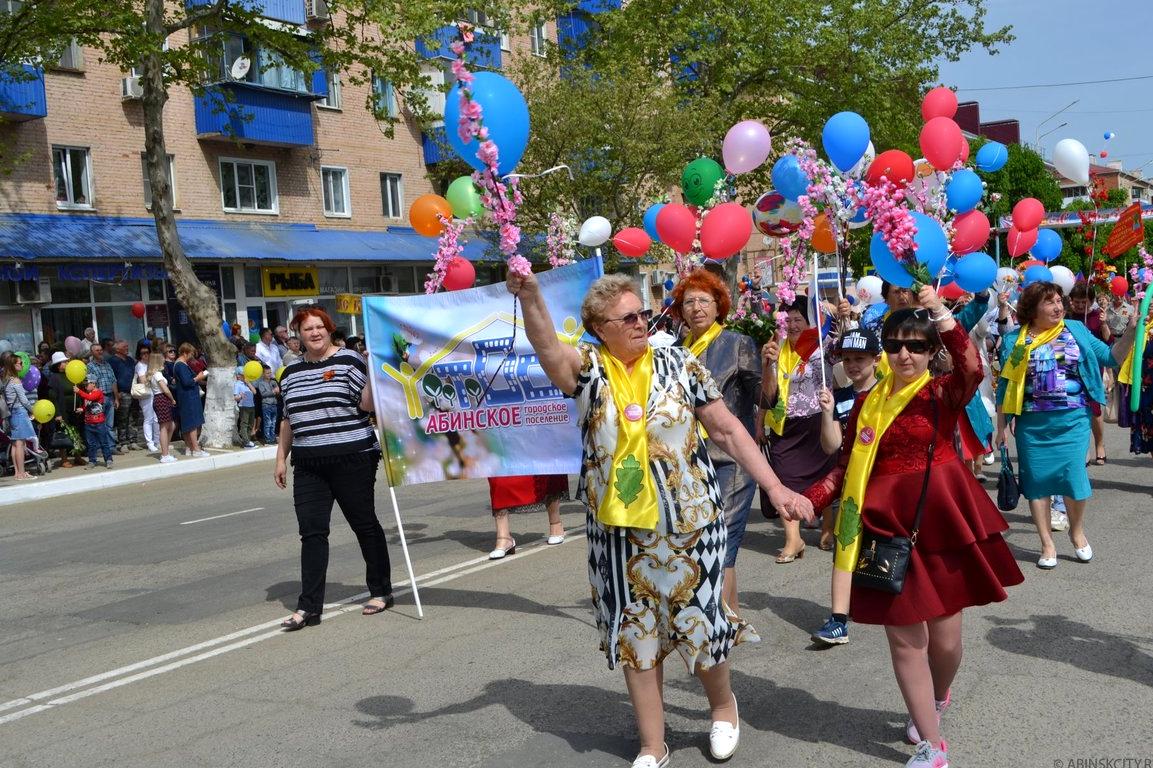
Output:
[2, 426, 1152, 768]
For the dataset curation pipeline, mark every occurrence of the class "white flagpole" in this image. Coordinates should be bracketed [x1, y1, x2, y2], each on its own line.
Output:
[362, 299, 425, 619]
[812, 253, 827, 391]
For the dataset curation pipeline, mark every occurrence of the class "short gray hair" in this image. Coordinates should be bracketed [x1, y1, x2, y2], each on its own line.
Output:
[581, 274, 642, 338]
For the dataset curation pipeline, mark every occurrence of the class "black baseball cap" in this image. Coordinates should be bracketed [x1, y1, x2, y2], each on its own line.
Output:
[836, 327, 881, 355]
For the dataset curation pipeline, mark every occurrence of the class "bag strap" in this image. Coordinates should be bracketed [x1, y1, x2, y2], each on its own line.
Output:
[909, 388, 939, 544]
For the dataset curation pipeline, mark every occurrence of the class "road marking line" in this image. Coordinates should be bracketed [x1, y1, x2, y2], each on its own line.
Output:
[179, 508, 264, 525]
[0, 528, 585, 726]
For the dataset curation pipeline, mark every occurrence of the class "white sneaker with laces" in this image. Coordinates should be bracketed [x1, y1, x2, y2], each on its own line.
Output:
[159, 455, 177, 464]
[630, 744, 669, 768]
[906, 739, 949, 767]
[192, 450, 210, 458]
[709, 696, 740, 761]
[146, 443, 159, 453]
[1050, 512, 1069, 531]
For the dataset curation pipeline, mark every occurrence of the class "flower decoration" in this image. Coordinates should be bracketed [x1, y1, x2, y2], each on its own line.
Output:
[425, 214, 468, 294]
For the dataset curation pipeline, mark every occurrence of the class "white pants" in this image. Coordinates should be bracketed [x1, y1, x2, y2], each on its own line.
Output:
[139, 395, 158, 447]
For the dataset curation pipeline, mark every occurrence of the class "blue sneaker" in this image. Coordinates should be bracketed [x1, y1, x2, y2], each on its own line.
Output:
[811, 616, 850, 646]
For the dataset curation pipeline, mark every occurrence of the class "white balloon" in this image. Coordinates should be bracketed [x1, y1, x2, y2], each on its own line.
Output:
[993, 266, 1019, 293]
[855, 275, 884, 305]
[848, 141, 876, 179]
[578, 216, 612, 247]
[1049, 265, 1076, 295]
[0, 339, 13, 354]
[1053, 138, 1091, 186]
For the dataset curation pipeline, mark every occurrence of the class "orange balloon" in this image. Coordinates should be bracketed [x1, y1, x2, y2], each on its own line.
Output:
[410, 194, 453, 237]
[811, 212, 837, 254]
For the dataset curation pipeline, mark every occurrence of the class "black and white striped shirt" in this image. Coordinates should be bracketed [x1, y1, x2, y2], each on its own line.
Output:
[280, 348, 379, 460]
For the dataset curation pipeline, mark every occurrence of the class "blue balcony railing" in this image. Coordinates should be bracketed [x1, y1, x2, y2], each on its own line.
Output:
[421, 125, 448, 165]
[416, 25, 501, 69]
[195, 82, 315, 147]
[186, 0, 306, 25]
[0, 65, 47, 121]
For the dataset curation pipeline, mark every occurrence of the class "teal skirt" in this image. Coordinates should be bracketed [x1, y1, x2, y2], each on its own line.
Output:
[1014, 408, 1092, 501]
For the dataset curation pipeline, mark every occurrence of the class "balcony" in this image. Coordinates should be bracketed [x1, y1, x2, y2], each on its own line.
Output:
[421, 125, 449, 165]
[416, 25, 501, 69]
[195, 81, 317, 147]
[0, 65, 47, 122]
[185, 0, 306, 25]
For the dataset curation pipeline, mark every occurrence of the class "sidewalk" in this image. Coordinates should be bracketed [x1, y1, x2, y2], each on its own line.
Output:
[0, 443, 276, 507]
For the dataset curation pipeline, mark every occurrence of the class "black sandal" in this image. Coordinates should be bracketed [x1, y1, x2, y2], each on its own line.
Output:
[362, 595, 395, 615]
[1093, 456, 1107, 466]
[281, 611, 321, 631]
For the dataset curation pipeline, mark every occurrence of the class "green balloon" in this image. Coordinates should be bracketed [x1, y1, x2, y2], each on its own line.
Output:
[446, 176, 483, 219]
[681, 157, 725, 206]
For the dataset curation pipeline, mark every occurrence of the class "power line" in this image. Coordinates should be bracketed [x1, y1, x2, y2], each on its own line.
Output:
[958, 74, 1153, 92]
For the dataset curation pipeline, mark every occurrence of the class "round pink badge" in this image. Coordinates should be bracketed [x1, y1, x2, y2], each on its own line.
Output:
[624, 403, 644, 422]
[859, 426, 875, 445]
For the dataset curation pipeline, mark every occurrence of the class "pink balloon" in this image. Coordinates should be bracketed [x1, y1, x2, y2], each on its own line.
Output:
[1012, 198, 1044, 231]
[1007, 226, 1039, 258]
[921, 86, 958, 121]
[959, 135, 970, 164]
[951, 210, 990, 255]
[64, 336, 82, 356]
[656, 203, 698, 254]
[699, 202, 753, 260]
[442, 256, 476, 291]
[613, 227, 652, 258]
[722, 120, 772, 174]
[920, 117, 963, 172]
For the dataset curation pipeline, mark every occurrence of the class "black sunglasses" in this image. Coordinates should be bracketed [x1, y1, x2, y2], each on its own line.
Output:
[882, 338, 933, 355]
[603, 309, 654, 327]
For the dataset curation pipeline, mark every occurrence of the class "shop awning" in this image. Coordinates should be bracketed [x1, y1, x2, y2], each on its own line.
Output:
[0, 214, 502, 263]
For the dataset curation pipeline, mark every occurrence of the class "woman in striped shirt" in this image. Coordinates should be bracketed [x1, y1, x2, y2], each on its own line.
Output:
[275, 307, 393, 631]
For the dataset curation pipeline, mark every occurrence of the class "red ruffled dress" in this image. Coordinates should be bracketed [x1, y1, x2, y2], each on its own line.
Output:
[487, 475, 570, 515]
[804, 324, 1024, 626]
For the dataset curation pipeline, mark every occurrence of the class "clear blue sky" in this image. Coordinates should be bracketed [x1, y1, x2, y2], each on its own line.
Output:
[936, 0, 1153, 174]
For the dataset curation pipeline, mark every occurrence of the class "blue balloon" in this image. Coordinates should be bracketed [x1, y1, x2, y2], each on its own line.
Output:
[222, 321, 231, 337]
[771, 155, 810, 201]
[1031, 229, 1063, 263]
[975, 141, 1008, 173]
[663, 296, 673, 307]
[644, 203, 665, 242]
[821, 111, 871, 173]
[663, 278, 675, 291]
[944, 169, 983, 213]
[444, 72, 530, 176]
[953, 252, 998, 293]
[1023, 264, 1054, 287]
[937, 254, 958, 287]
[869, 232, 915, 288]
[910, 212, 948, 278]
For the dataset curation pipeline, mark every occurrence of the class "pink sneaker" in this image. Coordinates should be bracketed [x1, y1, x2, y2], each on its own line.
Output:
[906, 740, 949, 768]
[907, 689, 951, 744]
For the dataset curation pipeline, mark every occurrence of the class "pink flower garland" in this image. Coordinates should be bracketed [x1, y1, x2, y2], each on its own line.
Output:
[1130, 244, 1153, 297]
[862, 178, 918, 264]
[546, 212, 576, 267]
[424, 214, 467, 294]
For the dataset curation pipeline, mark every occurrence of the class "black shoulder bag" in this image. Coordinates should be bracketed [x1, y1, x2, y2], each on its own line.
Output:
[852, 391, 938, 595]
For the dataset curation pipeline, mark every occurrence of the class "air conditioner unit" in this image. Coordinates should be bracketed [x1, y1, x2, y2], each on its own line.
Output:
[16, 278, 52, 304]
[121, 75, 144, 100]
[305, 0, 329, 21]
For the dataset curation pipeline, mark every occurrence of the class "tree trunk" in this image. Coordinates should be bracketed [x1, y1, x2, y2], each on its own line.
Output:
[142, 0, 235, 448]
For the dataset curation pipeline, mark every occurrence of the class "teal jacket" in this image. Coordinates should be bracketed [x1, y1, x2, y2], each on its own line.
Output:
[996, 319, 1116, 408]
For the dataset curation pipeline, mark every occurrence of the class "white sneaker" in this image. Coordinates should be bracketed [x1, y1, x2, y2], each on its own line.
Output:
[709, 696, 740, 761]
[159, 454, 177, 464]
[243, 442, 256, 449]
[184, 449, 193, 457]
[982, 453, 995, 465]
[631, 744, 669, 768]
[146, 443, 159, 453]
[1050, 512, 1070, 531]
[906, 739, 949, 767]
[192, 450, 210, 458]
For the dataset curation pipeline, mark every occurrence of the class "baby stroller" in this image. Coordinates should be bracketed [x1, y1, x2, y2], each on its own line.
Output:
[0, 426, 52, 477]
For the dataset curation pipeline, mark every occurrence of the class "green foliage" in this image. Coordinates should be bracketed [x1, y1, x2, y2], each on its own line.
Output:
[614, 453, 644, 507]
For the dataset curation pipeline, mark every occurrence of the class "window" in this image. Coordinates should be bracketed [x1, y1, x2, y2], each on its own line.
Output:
[416, 63, 455, 120]
[1, 1, 24, 13]
[499, 31, 510, 51]
[140, 153, 176, 210]
[380, 172, 403, 219]
[317, 69, 341, 109]
[56, 38, 84, 70]
[52, 146, 92, 208]
[371, 74, 397, 119]
[321, 166, 350, 217]
[214, 32, 307, 93]
[219, 158, 277, 214]
[531, 22, 548, 56]
[462, 9, 491, 27]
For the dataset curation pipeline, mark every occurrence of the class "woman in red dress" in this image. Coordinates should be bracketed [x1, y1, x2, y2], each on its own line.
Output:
[486, 474, 569, 559]
[804, 286, 1023, 768]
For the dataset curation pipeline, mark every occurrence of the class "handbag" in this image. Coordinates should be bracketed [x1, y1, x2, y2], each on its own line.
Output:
[996, 441, 1021, 511]
[130, 378, 150, 399]
[48, 429, 74, 451]
[852, 392, 938, 595]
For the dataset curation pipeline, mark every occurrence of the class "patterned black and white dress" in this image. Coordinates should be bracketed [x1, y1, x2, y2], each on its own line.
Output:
[572, 343, 759, 671]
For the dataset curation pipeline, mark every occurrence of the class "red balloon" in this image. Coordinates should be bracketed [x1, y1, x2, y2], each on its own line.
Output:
[939, 282, 966, 301]
[131, 302, 146, 319]
[1012, 198, 1044, 231]
[1100, 150, 1109, 159]
[920, 117, 964, 171]
[958, 135, 970, 164]
[699, 202, 753, 260]
[1111, 275, 1129, 297]
[655, 203, 698, 254]
[950, 210, 990, 255]
[442, 256, 476, 291]
[613, 227, 652, 258]
[921, 86, 958, 121]
[1007, 226, 1039, 258]
[866, 150, 916, 188]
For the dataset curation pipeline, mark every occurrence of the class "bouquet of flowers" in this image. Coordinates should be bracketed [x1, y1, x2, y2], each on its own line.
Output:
[726, 307, 777, 347]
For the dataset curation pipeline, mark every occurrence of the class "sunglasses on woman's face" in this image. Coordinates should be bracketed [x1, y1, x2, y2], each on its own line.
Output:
[882, 338, 932, 355]
[603, 309, 654, 327]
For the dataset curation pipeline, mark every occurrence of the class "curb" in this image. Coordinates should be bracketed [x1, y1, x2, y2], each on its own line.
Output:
[0, 446, 277, 508]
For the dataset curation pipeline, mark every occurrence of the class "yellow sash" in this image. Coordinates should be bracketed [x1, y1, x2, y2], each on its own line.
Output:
[686, 322, 723, 439]
[1000, 321, 1065, 416]
[833, 370, 932, 573]
[597, 347, 659, 530]
[763, 339, 800, 436]
[1118, 319, 1153, 386]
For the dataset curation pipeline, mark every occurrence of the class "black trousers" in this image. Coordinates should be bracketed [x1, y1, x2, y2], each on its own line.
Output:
[292, 451, 391, 613]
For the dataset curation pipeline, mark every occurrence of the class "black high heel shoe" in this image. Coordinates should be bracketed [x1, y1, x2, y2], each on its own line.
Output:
[281, 611, 321, 631]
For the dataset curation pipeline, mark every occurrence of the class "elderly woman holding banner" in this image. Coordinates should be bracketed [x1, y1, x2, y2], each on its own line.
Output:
[507, 270, 813, 768]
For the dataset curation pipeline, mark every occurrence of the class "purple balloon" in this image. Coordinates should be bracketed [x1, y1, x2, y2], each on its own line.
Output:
[22, 364, 41, 391]
[722, 120, 772, 174]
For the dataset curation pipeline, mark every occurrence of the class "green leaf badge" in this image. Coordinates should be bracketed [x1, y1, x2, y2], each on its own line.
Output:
[836, 497, 862, 550]
[1009, 344, 1026, 369]
[770, 399, 786, 422]
[615, 454, 644, 507]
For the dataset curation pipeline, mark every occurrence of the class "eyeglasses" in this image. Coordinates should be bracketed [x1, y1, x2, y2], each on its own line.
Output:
[603, 309, 654, 327]
[882, 338, 933, 355]
[681, 297, 715, 308]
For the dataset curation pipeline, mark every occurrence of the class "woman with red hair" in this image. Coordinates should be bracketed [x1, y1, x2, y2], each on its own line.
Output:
[671, 268, 769, 609]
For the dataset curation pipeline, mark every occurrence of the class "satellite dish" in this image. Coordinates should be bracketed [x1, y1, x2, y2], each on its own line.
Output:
[230, 56, 251, 80]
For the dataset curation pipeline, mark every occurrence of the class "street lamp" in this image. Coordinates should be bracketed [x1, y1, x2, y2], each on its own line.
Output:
[1037, 122, 1068, 143]
[1035, 99, 1079, 149]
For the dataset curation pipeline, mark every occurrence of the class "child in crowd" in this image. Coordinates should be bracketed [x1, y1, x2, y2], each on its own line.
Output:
[234, 367, 256, 448]
[75, 377, 114, 468]
[253, 364, 280, 445]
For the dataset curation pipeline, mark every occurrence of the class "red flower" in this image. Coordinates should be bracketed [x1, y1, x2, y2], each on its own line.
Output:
[322, 370, 335, 381]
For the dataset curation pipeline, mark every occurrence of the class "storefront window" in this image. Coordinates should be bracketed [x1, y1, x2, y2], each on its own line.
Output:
[222, 271, 236, 300]
[244, 267, 263, 297]
[51, 279, 92, 305]
[95, 305, 146, 343]
[146, 280, 166, 301]
[0, 307, 36, 352]
[318, 266, 348, 295]
[40, 307, 93, 345]
[92, 280, 142, 303]
[350, 266, 380, 294]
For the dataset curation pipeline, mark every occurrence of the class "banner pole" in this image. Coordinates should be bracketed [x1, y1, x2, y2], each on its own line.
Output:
[812, 253, 827, 391]
[389, 484, 424, 619]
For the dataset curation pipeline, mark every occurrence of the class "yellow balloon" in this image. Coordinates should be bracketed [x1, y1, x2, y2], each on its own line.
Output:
[243, 360, 263, 382]
[65, 359, 87, 384]
[275, 365, 286, 382]
[32, 399, 56, 423]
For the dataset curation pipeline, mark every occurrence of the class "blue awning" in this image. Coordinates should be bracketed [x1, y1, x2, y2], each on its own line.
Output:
[0, 214, 504, 263]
